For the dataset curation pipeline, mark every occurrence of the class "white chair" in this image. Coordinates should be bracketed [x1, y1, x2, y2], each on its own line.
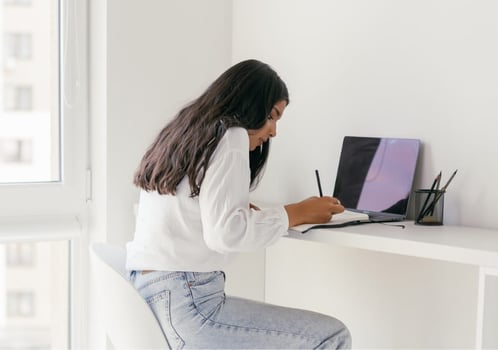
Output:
[91, 242, 171, 349]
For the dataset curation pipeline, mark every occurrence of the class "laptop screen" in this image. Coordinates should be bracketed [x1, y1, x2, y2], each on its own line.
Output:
[332, 136, 420, 217]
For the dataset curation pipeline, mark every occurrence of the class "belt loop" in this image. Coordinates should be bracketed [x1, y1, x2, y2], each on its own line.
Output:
[185, 272, 196, 284]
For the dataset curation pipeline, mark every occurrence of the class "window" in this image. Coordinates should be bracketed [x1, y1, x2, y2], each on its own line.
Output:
[0, 0, 88, 349]
[0, 0, 88, 209]
[0, 0, 88, 210]
[0, 240, 69, 349]
[1, 2, 58, 184]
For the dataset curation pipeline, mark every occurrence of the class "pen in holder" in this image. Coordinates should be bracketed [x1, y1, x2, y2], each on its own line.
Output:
[415, 189, 445, 225]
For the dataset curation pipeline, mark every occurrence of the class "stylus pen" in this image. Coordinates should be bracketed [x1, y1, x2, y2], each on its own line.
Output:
[315, 169, 323, 197]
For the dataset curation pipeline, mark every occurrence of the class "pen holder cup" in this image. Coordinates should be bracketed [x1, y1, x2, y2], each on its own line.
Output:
[414, 189, 445, 225]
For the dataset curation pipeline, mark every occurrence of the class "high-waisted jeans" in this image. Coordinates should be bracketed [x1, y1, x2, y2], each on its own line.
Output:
[129, 270, 351, 349]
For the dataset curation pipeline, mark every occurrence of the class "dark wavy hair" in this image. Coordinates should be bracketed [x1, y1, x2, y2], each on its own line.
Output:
[133, 59, 289, 197]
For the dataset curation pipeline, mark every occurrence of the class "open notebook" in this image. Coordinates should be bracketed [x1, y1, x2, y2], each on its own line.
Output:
[291, 210, 369, 234]
[291, 136, 420, 234]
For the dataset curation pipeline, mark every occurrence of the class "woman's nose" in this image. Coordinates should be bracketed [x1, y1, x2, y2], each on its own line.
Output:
[269, 122, 277, 138]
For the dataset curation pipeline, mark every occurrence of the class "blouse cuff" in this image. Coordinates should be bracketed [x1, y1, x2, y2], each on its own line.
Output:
[276, 205, 290, 236]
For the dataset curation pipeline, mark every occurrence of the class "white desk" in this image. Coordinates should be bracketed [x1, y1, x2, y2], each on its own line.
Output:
[287, 222, 498, 349]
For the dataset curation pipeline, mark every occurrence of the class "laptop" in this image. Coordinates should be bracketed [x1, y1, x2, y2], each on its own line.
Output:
[332, 136, 421, 222]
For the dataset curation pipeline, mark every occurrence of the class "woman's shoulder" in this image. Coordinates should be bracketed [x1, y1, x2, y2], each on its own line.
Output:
[219, 127, 248, 152]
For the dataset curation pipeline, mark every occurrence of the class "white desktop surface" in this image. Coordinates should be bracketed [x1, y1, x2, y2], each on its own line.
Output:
[288, 221, 498, 268]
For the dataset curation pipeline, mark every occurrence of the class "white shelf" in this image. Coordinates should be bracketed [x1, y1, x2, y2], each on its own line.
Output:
[288, 222, 498, 268]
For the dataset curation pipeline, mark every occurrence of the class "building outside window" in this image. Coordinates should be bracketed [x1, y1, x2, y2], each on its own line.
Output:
[7, 291, 35, 317]
[3, 0, 32, 6]
[1, 0, 58, 183]
[0, 138, 32, 163]
[3, 85, 33, 110]
[0, 241, 69, 349]
[3, 33, 32, 60]
[6, 243, 34, 266]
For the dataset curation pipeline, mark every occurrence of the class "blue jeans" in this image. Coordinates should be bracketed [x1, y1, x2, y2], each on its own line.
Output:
[129, 270, 351, 349]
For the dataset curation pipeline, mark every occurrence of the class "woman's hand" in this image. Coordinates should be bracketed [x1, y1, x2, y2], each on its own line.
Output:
[284, 196, 344, 227]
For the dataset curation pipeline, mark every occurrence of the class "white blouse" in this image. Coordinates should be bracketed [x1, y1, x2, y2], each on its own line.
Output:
[126, 127, 289, 272]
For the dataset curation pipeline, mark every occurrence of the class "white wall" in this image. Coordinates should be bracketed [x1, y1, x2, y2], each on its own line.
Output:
[105, 0, 233, 247]
[235, 0, 498, 229]
[233, 0, 498, 348]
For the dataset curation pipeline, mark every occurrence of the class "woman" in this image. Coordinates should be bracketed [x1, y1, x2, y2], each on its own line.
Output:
[126, 59, 351, 349]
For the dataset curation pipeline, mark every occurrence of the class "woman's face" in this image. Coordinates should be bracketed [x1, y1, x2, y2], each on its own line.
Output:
[247, 100, 287, 151]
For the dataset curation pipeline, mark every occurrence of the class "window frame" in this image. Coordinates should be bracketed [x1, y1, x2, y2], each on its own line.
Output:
[0, 0, 88, 348]
[0, 0, 88, 217]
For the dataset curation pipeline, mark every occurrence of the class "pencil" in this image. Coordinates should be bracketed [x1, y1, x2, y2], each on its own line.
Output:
[441, 169, 458, 192]
[435, 172, 442, 191]
[429, 170, 442, 215]
[416, 171, 441, 222]
[315, 169, 323, 197]
[421, 169, 458, 218]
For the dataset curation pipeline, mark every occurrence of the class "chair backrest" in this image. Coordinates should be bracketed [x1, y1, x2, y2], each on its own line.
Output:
[91, 242, 171, 350]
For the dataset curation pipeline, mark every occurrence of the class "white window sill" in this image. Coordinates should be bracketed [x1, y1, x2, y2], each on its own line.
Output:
[0, 215, 82, 242]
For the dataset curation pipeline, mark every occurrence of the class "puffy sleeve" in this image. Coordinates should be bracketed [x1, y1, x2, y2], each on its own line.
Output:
[198, 128, 289, 253]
